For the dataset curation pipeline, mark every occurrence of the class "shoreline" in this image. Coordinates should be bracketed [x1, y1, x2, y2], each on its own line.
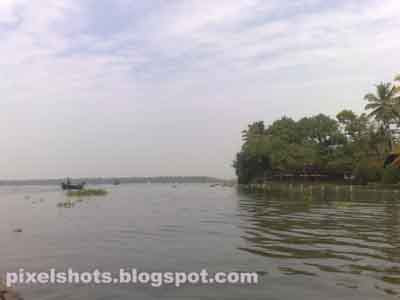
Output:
[0, 283, 23, 300]
[240, 182, 400, 195]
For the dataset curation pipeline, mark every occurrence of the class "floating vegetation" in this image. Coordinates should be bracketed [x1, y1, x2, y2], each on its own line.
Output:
[57, 201, 75, 208]
[57, 189, 109, 208]
[66, 189, 108, 197]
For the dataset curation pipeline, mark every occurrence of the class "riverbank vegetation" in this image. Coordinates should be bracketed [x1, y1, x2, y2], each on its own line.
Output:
[234, 74, 400, 185]
[67, 188, 108, 197]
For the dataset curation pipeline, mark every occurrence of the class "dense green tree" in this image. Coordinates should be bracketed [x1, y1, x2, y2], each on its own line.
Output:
[336, 110, 377, 163]
[233, 151, 270, 184]
[241, 121, 265, 144]
[235, 124, 272, 184]
[395, 75, 400, 103]
[265, 117, 302, 144]
[382, 165, 400, 184]
[298, 114, 344, 147]
[353, 159, 382, 185]
[233, 74, 400, 185]
[260, 136, 313, 172]
[336, 110, 369, 141]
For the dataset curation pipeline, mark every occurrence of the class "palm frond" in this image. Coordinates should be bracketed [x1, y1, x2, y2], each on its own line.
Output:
[387, 86, 397, 99]
[376, 82, 391, 100]
[365, 103, 381, 110]
[364, 93, 380, 102]
[391, 107, 400, 119]
[368, 107, 383, 118]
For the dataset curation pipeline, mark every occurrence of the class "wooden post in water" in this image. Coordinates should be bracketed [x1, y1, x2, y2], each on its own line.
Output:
[289, 183, 293, 199]
[350, 185, 353, 201]
[336, 185, 339, 200]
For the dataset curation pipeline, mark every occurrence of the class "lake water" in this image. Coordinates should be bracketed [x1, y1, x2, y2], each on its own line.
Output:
[1, 184, 400, 299]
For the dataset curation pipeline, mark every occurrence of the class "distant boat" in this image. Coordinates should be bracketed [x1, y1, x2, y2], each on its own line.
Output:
[61, 180, 85, 190]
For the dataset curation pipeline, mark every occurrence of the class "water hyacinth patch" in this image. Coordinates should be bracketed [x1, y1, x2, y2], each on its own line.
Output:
[66, 189, 108, 197]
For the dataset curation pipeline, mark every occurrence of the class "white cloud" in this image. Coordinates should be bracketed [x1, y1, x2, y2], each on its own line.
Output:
[0, 0, 400, 178]
[0, 0, 21, 24]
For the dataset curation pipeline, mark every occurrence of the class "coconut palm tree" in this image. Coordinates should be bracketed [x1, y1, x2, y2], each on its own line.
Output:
[364, 82, 399, 151]
[395, 74, 400, 94]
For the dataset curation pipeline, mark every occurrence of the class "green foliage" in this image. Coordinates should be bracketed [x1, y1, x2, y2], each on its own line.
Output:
[382, 166, 400, 184]
[67, 189, 108, 197]
[353, 159, 382, 185]
[241, 121, 265, 143]
[298, 114, 344, 146]
[233, 74, 400, 185]
[265, 117, 301, 144]
[336, 110, 369, 141]
[233, 151, 270, 184]
[234, 114, 346, 183]
[364, 82, 400, 152]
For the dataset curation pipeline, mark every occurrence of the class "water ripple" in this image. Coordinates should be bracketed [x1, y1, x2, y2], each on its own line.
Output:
[237, 186, 400, 296]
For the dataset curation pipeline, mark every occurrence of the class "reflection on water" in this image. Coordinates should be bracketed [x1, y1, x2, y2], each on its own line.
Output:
[1, 184, 400, 299]
[237, 185, 400, 296]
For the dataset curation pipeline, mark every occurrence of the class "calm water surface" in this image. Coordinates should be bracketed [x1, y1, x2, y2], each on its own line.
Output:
[1, 184, 400, 299]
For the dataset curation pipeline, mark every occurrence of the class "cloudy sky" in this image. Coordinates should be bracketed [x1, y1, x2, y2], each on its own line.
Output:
[0, 0, 399, 179]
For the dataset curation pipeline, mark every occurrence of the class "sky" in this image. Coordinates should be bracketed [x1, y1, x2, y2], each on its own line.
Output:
[0, 0, 399, 179]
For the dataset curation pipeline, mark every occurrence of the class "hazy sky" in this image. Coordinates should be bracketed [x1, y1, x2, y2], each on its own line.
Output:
[1, 0, 399, 179]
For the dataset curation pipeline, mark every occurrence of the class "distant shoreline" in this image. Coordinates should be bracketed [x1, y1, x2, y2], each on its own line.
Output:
[0, 176, 229, 186]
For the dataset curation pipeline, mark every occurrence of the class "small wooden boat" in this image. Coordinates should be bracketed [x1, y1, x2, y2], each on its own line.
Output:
[61, 182, 85, 190]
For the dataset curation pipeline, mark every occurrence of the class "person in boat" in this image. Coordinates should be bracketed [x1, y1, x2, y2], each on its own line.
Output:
[62, 178, 85, 190]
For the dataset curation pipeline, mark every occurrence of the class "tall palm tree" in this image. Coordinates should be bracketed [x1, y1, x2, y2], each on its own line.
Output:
[364, 82, 399, 151]
[395, 74, 400, 94]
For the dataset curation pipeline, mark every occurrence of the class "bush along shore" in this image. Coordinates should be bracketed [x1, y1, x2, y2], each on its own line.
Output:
[234, 74, 400, 185]
[241, 182, 400, 202]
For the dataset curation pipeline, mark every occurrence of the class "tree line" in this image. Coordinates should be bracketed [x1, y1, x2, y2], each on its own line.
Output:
[234, 74, 400, 184]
